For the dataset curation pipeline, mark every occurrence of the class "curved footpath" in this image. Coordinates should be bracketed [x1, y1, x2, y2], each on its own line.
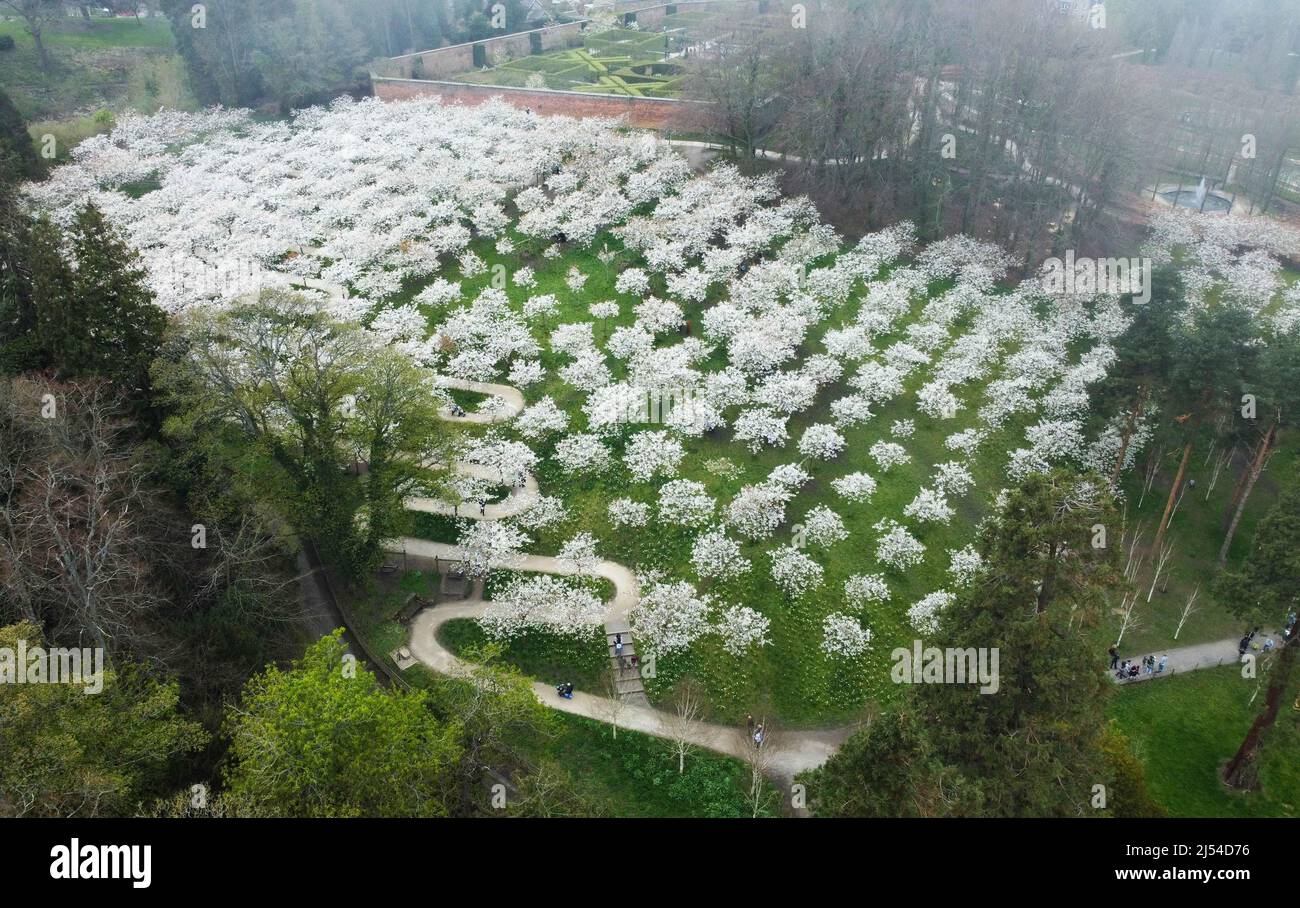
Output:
[293, 272, 1257, 804]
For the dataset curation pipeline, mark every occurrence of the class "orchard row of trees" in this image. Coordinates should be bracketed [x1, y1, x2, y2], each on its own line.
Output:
[804, 270, 1300, 815]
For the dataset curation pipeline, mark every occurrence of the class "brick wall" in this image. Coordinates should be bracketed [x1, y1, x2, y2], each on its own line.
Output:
[382, 22, 586, 79]
[377, 0, 763, 80]
[373, 78, 711, 131]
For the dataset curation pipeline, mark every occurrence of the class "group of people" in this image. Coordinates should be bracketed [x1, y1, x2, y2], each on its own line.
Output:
[1238, 626, 1282, 655]
[555, 682, 574, 700]
[1108, 645, 1167, 681]
[612, 633, 640, 672]
[745, 715, 765, 749]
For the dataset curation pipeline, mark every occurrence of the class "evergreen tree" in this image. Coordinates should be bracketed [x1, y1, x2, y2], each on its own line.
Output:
[0, 86, 42, 180]
[29, 203, 166, 401]
[1215, 486, 1300, 790]
[0, 153, 42, 374]
[805, 471, 1137, 817]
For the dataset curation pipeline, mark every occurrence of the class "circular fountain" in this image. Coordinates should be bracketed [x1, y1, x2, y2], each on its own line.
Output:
[1158, 177, 1233, 213]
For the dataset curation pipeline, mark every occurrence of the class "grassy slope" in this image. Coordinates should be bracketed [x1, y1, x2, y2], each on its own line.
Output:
[378, 226, 1300, 727]
[1, 16, 176, 122]
[381, 228, 1080, 725]
[0, 17, 173, 50]
[1109, 437, 1299, 654]
[1108, 664, 1299, 817]
[343, 620, 776, 817]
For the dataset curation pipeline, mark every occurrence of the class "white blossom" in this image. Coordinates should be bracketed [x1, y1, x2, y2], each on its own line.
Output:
[904, 487, 955, 524]
[508, 358, 546, 388]
[589, 299, 620, 320]
[566, 266, 588, 293]
[457, 520, 531, 578]
[514, 397, 569, 439]
[821, 613, 871, 659]
[832, 472, 877, 503]
[948, 545, 984, 587]
[844, 573, 891, 610]
[769, 544, 824, 598]
[725, 482, 792, 540]
[553, 433, 612, 475]
[607, 498, 650, 528]
[874, 518, 926, 570]
[512, 265, 536, 289]
[691, 527, 752, 581]
[733, 408, 789, 453]
[514, 494, 569, 530]
[480, 574, 605, 640]
[714, 605, 771, 656]
[623, 430, 686, 481]
[801, 505, 848, 548]
[657, 479, 715, 528]
[798, 423, 847, 460]
[629, 580, 714, 657]
[557, 531, 601, 576]
[869, 441, 911, 471]
[933, 461, 975, 496]
[908, 590, 956, 635]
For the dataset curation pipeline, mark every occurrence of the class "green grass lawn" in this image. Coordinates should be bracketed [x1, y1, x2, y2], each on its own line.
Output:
[548, 711, 779, 817]
[327, 199, 1300, 730]
[1108, 664, 1299, 817]
[1, 15, 181, 123]
[0, 16, 173, 50]
[439, 618, 608, 689]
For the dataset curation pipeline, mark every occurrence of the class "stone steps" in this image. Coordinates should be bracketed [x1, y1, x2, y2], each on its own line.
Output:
[606, 629, 645, 698]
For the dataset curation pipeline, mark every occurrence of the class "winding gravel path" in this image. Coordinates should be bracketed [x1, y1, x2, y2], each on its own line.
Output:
[307, 278, 1251, 802]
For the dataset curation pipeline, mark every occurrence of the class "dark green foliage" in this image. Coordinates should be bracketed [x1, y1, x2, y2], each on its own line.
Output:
[805, 471, 1141, 817]
[27, 203, 166, 402]
[162, 0, 455, 111]
[0, 86, 42, 179]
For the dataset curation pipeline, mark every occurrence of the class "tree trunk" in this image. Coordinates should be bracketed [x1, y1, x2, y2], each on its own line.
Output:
[1154, 441, 1193, 549]
[1035, 540, 1058, 614]
[31, 29, 52, 74]
[1223, 637, 1296, 789]
[1222, 450, 1253, 529]
[1109, 391, 1145, 487]
[1217, 422, 1276, 567]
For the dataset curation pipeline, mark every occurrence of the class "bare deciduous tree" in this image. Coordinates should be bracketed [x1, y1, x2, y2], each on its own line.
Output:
[665, 677, 706, 774]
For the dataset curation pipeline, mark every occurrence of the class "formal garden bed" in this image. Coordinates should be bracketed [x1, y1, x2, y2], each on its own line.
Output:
[454, 26, 687, 97]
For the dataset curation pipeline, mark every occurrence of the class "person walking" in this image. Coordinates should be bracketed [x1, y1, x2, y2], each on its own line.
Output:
[753, 724, 764, 748]
[614, 633, 624, 658]
[745, 714, 755, 736]
[1157, 654, 1168, 673]
[1108, 645, 1119, 670]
